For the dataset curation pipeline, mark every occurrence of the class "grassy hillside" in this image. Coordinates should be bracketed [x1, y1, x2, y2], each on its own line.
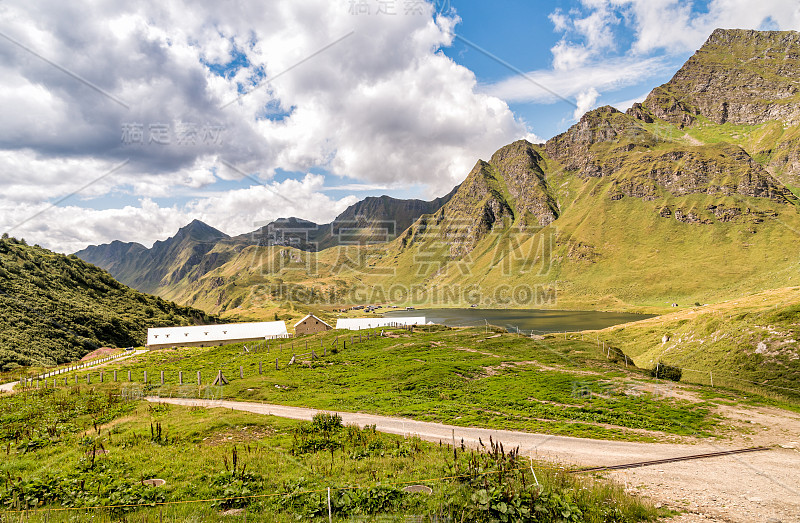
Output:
[0, 235, 214, 371]
[596, 286, 800, 398]
[160, 132, 800, 317]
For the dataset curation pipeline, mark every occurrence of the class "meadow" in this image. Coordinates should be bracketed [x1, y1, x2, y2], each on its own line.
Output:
[41, 326, 729, 442]
[594, 286, 800, 404]
[0, 387, 665, 522]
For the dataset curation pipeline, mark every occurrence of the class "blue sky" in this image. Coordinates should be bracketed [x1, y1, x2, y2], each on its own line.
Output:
[0, 0, 797, 252]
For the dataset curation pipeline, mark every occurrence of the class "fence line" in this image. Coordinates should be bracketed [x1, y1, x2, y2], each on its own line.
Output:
[18, 327, 403, 391]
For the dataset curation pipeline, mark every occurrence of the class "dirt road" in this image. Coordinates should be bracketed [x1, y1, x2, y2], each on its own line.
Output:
[148, 397, 800, 523]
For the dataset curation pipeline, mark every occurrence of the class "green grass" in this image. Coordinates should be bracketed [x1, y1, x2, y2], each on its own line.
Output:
[52, 327, 726, 442]
[594, 287, 800, 402]
[0, 388, 665, 522]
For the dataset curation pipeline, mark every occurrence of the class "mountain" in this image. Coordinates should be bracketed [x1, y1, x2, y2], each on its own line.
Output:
[74, 29, 800, 320]
[77, 192, 457, 294]
[77, 219, 230, 294]
[235, 192, 459, 250]
[150, 28, 800, 317]
[629, 28, 800, 189]
[0, 235, 214, 370]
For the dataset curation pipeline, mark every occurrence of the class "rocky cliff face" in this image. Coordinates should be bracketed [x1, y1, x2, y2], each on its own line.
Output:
[491, 141, 559, 226]
[400, 140, 558, 258]
[545, 106, 653, 176]
[637, 29, 800, 127]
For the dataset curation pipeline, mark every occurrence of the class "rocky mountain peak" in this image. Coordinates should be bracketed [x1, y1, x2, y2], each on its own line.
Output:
[638, 28, 800, 127]
[175, 219, 228, 242]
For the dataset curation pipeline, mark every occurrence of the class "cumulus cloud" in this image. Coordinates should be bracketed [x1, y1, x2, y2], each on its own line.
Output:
[0, 0, 526, 252]
[573, 87, 600, 120]
[2, 174, 359, 253]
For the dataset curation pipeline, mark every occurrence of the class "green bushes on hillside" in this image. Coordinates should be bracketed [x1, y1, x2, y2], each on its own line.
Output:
[0, 236, 214, 371]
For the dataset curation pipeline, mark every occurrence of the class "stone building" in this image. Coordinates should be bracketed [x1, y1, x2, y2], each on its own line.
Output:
[294, 314, 332, 336]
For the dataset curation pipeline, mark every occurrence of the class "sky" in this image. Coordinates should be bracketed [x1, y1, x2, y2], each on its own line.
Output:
[0, 0, 798, 253]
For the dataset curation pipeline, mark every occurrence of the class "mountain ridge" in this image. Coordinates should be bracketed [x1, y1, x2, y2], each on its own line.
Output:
[76, 191, 458, 293]
[79, 28, 800, 318]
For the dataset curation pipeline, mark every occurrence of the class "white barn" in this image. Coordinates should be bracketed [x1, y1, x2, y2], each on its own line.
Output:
[147, 321, 289, 349]
[335, 317, 426, 331]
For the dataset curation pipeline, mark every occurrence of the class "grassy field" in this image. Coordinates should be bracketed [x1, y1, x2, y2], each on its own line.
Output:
[0, 388, 665, 522]
[33, 326, 733, 443]
[594, 286, 800, 402]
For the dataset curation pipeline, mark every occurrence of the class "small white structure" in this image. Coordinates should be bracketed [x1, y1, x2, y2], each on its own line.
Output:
[147, 321, 289, 349]
[335, 317, 426, 331]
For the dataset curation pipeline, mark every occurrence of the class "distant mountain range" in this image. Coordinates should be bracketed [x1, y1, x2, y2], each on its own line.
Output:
[76, 192, 456, 295]
[77, 29, 800, 316]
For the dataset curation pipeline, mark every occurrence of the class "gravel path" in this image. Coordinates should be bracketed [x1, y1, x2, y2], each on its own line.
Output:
[148, 397, 800, 523]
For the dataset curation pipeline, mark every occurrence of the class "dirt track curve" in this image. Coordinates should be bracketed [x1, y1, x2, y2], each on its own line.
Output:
[148, 397, 800, 523]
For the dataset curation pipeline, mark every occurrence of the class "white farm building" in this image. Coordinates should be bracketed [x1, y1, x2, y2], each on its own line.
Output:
[335, 317, 426, 331]
[147, 321, 289, 349]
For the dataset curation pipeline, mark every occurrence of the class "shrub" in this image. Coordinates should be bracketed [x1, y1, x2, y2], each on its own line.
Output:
[650, 362, 682, 382]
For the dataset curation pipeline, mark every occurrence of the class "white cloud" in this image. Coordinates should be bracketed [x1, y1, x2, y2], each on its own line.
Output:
[551, 40, 594, 71]
[484, 55, 669, 104]
[548, 9, 569, 32]
[1, 174, 359, 253]
[0, 0, 527, 252]
[574, 87, 600, 120]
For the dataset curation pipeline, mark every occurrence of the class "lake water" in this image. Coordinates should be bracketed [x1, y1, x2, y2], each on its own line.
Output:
[382, 308, 653, 334]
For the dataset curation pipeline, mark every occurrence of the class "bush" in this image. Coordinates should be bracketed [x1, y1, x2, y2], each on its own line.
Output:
[650, 362, 682, 382]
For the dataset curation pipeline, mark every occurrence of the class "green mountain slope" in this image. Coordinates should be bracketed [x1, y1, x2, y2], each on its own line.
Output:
[597, 286, 800, 398]
[77, 193, 457, 296]
[71, 29, 800, 321]
[0, 236, 213, 370]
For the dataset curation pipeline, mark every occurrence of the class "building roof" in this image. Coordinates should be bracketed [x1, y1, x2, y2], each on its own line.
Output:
[147, 321, 288, 346]
[293, 314, 332, 329]
[335, 317, 426, 330]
